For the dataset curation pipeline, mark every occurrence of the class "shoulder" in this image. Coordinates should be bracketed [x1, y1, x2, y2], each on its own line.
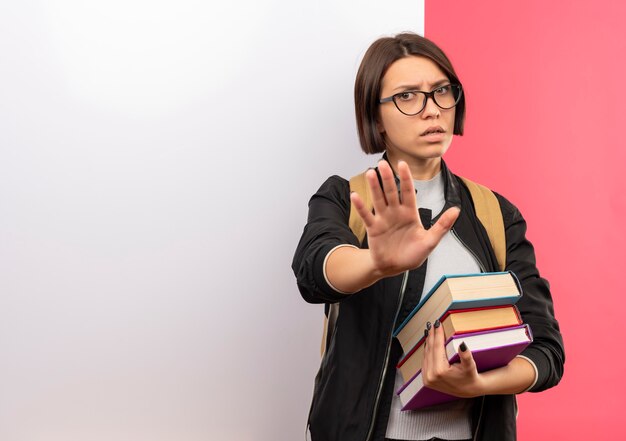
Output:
[310, 175, 351, 205]
[307, 175, 352, 221]
[492, 191, 524, 227]
[313, 175, 350, 196]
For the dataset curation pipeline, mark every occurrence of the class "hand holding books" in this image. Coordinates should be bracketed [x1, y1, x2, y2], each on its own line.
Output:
[395, 272, 535, 410]
[420, 320, 483, 399]
[402, 319, 537, 409]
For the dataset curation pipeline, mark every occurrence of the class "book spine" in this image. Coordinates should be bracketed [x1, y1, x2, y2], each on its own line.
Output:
[393, 276, 449, 337]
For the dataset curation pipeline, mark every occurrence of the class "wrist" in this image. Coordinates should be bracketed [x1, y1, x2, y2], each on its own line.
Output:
[366, 249, 390, 281]
[472, 374, 490, 398]
[366, 248, 407, 280]
[325, 245, 388, 293]
[476, 357, 536, 396]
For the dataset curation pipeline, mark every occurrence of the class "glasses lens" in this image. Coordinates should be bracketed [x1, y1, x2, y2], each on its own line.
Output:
[392, 85, 462, 115]
[393, 91, 426, 115]
[433, 84, 462, 109]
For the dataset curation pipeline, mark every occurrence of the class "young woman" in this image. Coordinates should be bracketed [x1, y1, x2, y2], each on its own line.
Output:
[292, 33, 564, 441]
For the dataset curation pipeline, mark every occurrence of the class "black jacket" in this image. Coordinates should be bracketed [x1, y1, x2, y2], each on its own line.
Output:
[292, 161, 565, 441]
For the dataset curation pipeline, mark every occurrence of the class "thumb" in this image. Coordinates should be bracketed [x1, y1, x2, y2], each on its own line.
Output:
[428, 206, 461, 241]
[458, 341, 477, 371]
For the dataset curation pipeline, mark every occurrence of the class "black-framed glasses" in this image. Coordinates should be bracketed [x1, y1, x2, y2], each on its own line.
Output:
[379, 84, 462, 116]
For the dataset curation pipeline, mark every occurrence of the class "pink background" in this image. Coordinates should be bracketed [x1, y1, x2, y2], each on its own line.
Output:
[426, 1, 626, 439]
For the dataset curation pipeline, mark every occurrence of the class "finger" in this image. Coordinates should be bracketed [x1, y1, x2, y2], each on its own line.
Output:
[426, 206, 461, 246]
[434, 319, 446, 355]
[457, 341, 477, 373]
[425, 320, 436, 365]
[432, 206, 461, 233]
[431, 319, 449, 368]
[377, 161, 400, 207]
[350, 191, 375, 228]
[423, 320, 445, 387]
[421, 325, 431, 376]
[397, 161, 419, 213]
[365, 168, 388, 214]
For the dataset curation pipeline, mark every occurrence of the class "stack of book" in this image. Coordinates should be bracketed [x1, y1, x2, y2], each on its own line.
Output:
[393, 271, 533, 411]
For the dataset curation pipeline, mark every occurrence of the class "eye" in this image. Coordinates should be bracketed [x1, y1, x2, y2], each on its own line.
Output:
[434, 85, 451, 95]
[396, 91, 417, 101]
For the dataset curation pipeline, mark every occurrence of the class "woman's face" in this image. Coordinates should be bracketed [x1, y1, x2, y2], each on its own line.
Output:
[377, 56, 456, 168]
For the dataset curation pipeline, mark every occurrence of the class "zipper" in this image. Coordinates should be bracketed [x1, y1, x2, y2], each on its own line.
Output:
[364, 270, 410, 441]
[451, 227, 486, 273]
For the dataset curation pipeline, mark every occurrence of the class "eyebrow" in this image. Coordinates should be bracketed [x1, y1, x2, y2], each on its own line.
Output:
[392, 79, 451, 92]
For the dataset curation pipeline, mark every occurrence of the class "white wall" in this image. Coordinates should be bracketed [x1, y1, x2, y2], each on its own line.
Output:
[0, 1, 423, 439]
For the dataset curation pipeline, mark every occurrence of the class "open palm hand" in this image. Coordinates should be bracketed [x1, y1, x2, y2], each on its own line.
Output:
[350, 160, 460, 278]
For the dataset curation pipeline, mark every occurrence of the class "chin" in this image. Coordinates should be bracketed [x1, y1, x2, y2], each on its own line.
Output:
[415, 143, 450, 159]
[386, 139, 452, 163]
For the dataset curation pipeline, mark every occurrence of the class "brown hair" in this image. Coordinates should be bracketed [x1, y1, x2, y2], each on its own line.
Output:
[354, 32, 465, 154]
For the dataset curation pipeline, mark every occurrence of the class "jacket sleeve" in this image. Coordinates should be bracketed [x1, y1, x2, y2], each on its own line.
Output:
[496, 193, 565, 392]
[292, 175, 362, 304]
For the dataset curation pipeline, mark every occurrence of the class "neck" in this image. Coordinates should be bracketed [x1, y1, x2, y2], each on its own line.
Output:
[385, 152, 442, 180]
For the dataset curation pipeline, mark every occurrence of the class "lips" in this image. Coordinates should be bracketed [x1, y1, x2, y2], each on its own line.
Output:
[420, 126, 445, 136]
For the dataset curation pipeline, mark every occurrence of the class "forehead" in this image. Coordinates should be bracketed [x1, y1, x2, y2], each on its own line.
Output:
[381, 56, 448, 92]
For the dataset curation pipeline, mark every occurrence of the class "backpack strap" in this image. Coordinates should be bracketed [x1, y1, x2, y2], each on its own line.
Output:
[460, 177, 506, 272]
[348, 172, 372, 245]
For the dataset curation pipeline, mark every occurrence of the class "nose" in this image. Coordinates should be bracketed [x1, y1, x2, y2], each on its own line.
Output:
[420, 95, 440, 118]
